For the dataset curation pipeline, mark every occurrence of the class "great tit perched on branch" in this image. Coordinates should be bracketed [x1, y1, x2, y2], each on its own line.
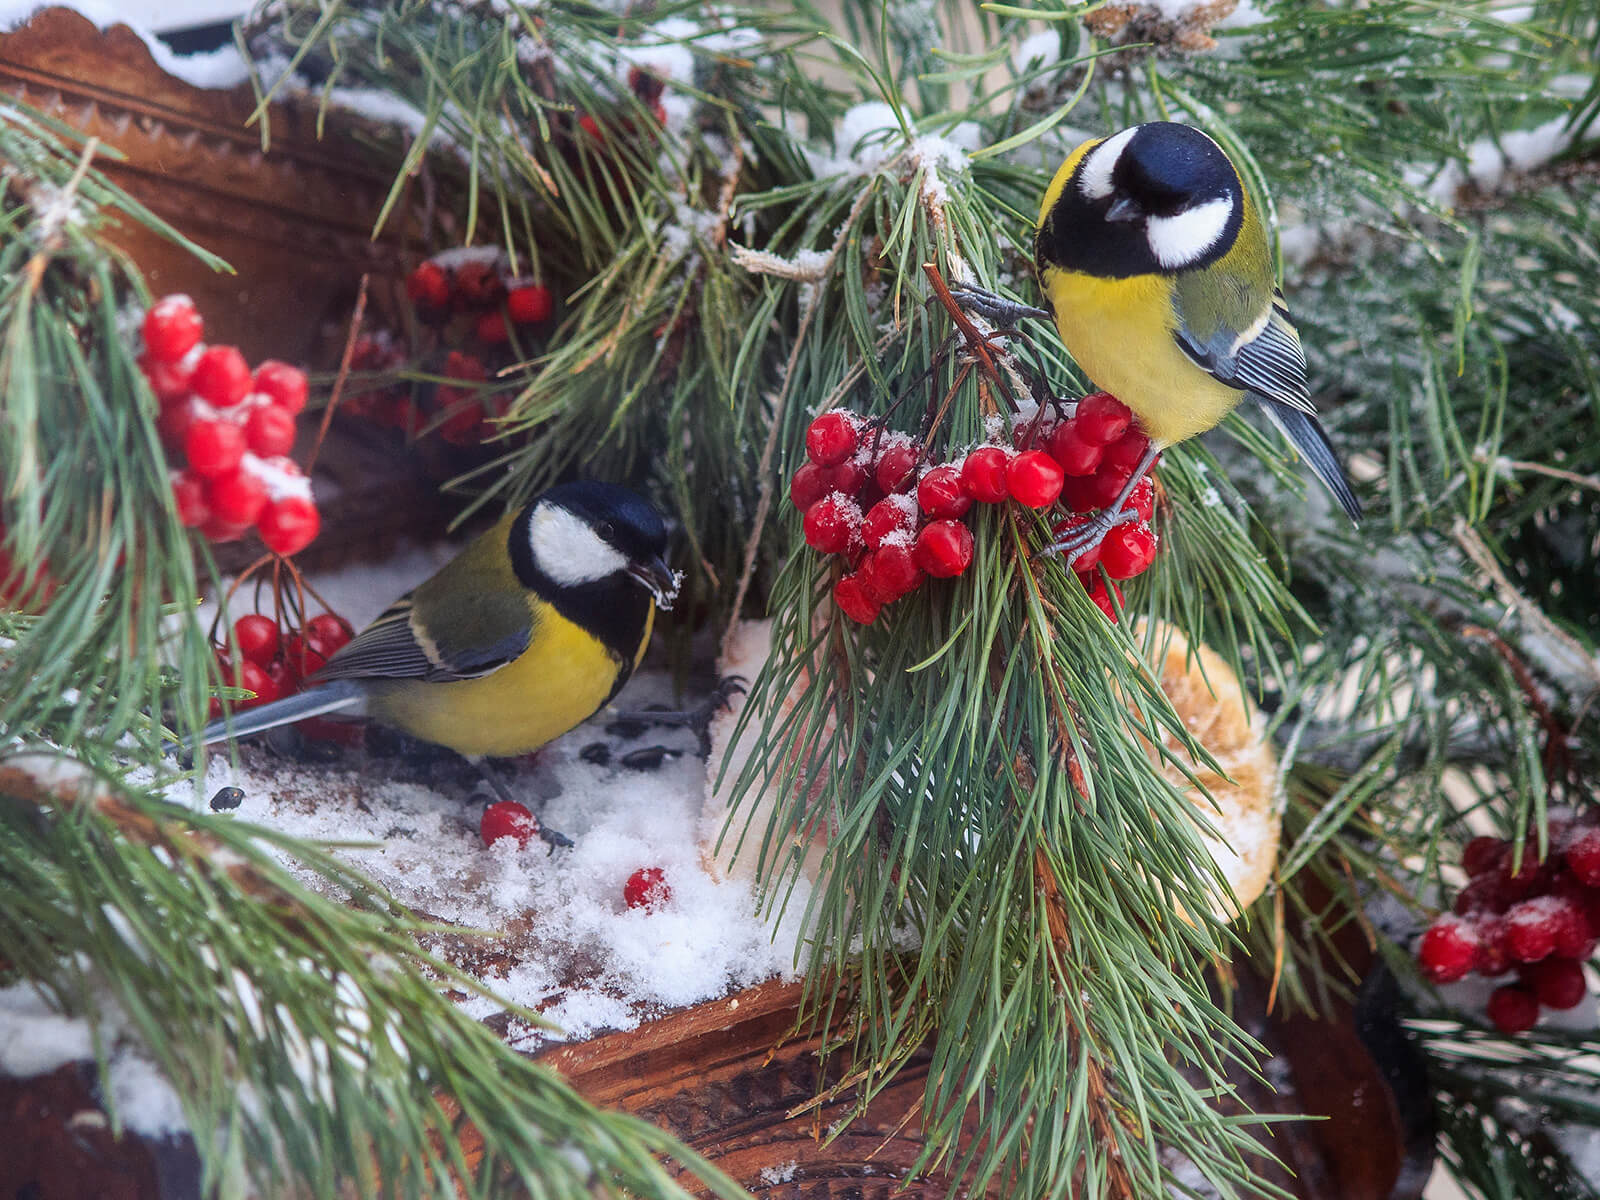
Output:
[191, 482, 682, 799]
[958, 121, 1361, 559]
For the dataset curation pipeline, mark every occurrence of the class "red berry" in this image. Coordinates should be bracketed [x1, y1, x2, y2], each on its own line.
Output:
[1463, 836, 1506, 878]
[823, 459, 869, 498]
[1474, 915, 1514, 975]
[623, 866, 671, 910]
[476, 310, 509, 345]
[452, 260, 505, 310]
[172, 471, 208, 527]
[790, 462, 831, 511]
[874, 442, 920, 494]
[1099, 522, 1158, 580]
[200, 516, 249, 543]
[803, 495, 860, 556]
[915, 520, 973, 578]
[257, 496, 321, 557]
[481, 800, 541, 849]
[282, 633, 328, 682]
[233, 614, 280, 667]
[245, 404, 297, 457]
[862, 496, 916, 549]
[142, 296, 204, 363]
[578, 113, 604, 141]
[236, 659, 279, 709]
[1506, 896, 1572, 963]
[1060, 469, 1128, 514]
[1124, 476, 1155, 523]
[263, 654, 294, 699]
[1074, 392, 1132, 445]
[863, 543, 924, 600]
[1045, 422, 1104, 477]
[960, 447, 1011, 504]
[305, 613, 353, 656]
[1417, 917, 1481, 983]
[206, 467, 268, 526]
[190, 345, 253, 408]
[805, 412, 858, 467]
[1454, 874, 1511, 916]
[1005, 450, 1064, 508]
[253, 361, 309, 415]
[1083, 573, 1123, 621]
[1486, 984, 1540, 1034]
[141, 352, 196, 404]
[1524, 957, 1588, 1009]
[916, 465, 970, 519]
[157, 397, 197, 449]
[406, 261, 451, 310]
[1051, 514, 1103, 575]
[1103, 428, 1152, 473]
[833, 573, 881, 624]
[1566, 827, 1600, 886]
[183, 419, 246, 478]
[507, 284, 554, 324]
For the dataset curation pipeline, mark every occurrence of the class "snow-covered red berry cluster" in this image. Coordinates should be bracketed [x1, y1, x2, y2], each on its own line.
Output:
[790, 394, 1162, 624]
[143, 296, 320, 557]
[1418, 815, 1600, 1033]
[214, 610, 354, 741]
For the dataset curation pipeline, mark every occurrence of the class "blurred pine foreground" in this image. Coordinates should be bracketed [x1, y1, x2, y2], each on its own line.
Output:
[1, 2, 1598, 1198]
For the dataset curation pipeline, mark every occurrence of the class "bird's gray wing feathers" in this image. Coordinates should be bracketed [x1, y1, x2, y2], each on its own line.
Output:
[1174, 293, 1318, 416]
[1257, 401, 1364, 524]
[310, 594, 531, 685]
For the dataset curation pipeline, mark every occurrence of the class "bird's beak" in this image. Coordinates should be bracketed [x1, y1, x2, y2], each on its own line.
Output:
[627, 554, 681, 610]
[1104, 196, 1140, 223]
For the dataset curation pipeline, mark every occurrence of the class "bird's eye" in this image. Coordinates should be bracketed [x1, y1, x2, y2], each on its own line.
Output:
[597, 521, 617, 541]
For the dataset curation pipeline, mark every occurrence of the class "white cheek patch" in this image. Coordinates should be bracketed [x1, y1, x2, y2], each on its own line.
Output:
[527, 504, 628, 586]
[1076, 127, 1138, 201]
[1146, 196, 1233, 270]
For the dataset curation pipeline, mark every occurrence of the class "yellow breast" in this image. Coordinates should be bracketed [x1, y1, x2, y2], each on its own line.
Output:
[368, 603, 652, 759]
[1041, 266, 1244, 448]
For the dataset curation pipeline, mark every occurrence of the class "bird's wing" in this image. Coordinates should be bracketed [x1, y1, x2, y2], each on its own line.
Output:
[1173, 288, 1319, 417]
[311, 592, 533, 685]
[1257, 402, 1364, 524]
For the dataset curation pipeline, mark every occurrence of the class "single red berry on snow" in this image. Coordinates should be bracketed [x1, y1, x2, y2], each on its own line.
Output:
[476, 310, 510, 345]
[833, 573, 880, 624]
[141, 353, 197, 406]
[184, 419, 246, 478]
[1074, 392, 1132, 445]
[805, 412, 858, 467]
[916, 465, 970, 519]
[257, 495, 321, 557]
[233, 614, 280, 668]
[1486, 984, 1540, 1034]
[1006, 450, 1064, 508]
[253, 361, 309, 415]
[1417, 917, 1481, 983]
[862, 496, 916, 549]
[142, 295, 204, 363]
[507, 284, 554, 324]
[190, 345, 253, 408]
[874, 442, 920, 494]
[790, 461, 831, 511]
[172, 470, 209, 527]
[481, 800, 541, 849]
[1463, 835, 1505, 878]
[1565, 827, 1600, 887]
[1045, 422, 1104, 477]
[1099, 522, 1158, 580]
[305, 613, 354, 656]
[1523, 956, 1589, 1010]
[406, 260, 451, 310]
[206, 467, 268, 526]
[804, 495, 860, 556]
[915, 519, 973, 578]
[245, 404, 297, 458]
[624, 866, 671, 911]
[960, 447, 1010, 504]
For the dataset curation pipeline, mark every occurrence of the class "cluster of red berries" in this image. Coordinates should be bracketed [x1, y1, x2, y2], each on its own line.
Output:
[790, 394, 1160, 624]
[1417, 815, 1600, 1033]
[577, 66, 669, 143]
[405, 251, 554, 342]
[213, 610, 354, 740]
[142, 296, 321, 557]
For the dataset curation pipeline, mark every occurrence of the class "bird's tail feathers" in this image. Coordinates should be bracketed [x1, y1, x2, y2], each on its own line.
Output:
[1258, 399, 1363, 525]
[187, 680, 366, 753]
